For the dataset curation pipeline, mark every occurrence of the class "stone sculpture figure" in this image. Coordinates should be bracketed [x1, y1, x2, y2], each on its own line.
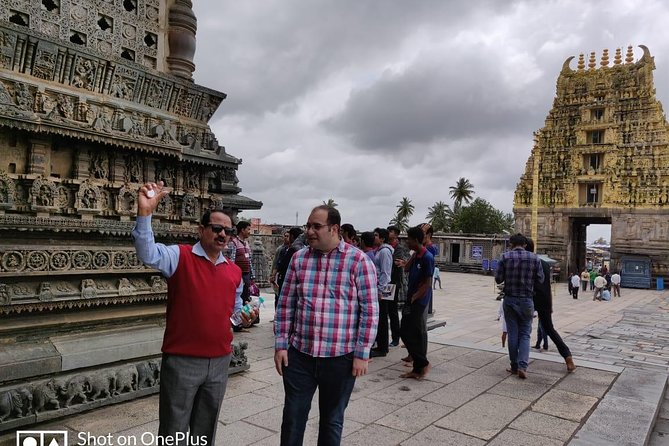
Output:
[32, 380, 60, 413]
[0, 388, 32, 421]
[59, 376, 89, 407]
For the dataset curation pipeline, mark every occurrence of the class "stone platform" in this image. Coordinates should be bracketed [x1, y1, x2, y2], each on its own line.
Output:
[1, 272, 667, 445]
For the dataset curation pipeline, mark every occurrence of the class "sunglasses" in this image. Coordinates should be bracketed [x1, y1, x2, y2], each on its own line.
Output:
[208, 224, 236, 235]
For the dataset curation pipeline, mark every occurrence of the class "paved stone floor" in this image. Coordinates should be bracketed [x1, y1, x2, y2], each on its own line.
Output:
[2, 272, 668, 446]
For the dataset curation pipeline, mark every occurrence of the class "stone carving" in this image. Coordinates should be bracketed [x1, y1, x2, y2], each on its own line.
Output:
[124, 155, 143, 183]
[32, 380, 60, 413]
[60, 376, 89, 407]
[30, 176, 58, 210]
[88, 372, 116, 400]
[0, 284, 9, 306]
[81, 279, 97, 299]
[33, 45, 57, 81]
[14, 83, 34, 111]
[114, 365, 138, 394]
[77, 180, 102, 211]
[184, 167, 200, 191]
[91, 108, 114, 133]
[0, 388, 32, 421]
[72, 58, 97, 90]
[90, 151, 109, 179]
[154, 193, 173, 216]
[0, 81, 12, 104]
[116, 185, 137, 215]
[136, 360, 160, 389]
[230, 341, 249, 368]
[155, 162, 177, 187]
[118, 278, 135, 296]
[181, 193, 199, 220]
[150, 275, 167, 293]
[0, 171, 16, 209]
[38, 282, 54, 301]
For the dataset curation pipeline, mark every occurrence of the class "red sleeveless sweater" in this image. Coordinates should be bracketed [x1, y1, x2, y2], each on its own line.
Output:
[163, 245, 242, 357]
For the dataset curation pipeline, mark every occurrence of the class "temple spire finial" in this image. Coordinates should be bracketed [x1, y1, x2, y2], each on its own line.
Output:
[625, 45, 634, 64]
[614, 48, 622, 65]
[588, 52, 596, 69]
[600, 49, 609, 67]
[577, 53, 585, 70]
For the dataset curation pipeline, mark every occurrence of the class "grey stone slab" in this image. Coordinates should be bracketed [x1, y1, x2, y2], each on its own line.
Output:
[554, 369, 618, 398]
[243, 405, 283, 433]
[344, 397, 400, 424]
[510, 410, 580, 442]
[61, 394, 158, 433]
[115, 420, 160, 441]
[570, 395, 658, 446]
[648, 431, 669, 446]
[606, 368, 668, 404]
[487, 428, 564, 446]
[349, 368, 404, 401]
[214, 420, 274, 446]
[342, 423, 412, 446]
[51, 325, 163, 370]
[249, 357, 277, 372]
[450, 350, 504, 369]
[400, 426, 485, 446]
[422, 370, 506, 408]
[0, 342, 61, 381]
[654, 419, 669, 434]
[533, 389, 599, 422]
[529, 358, 572, 378]
[224, 374, 272, 398]
[242, 366, 284, 384]
[426, 346, 474, 364]
[375, 400, 454, 434]
[487, 372, 560, 401]
[366, 378, 444, 407]
[422, 361, 476, 385]
[251, 381, 286, 401]
[218, 393, 282, 424]
[434, 393, 530, 440]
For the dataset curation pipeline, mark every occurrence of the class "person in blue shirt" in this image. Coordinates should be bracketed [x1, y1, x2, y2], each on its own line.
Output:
[397, 226, 434, 380]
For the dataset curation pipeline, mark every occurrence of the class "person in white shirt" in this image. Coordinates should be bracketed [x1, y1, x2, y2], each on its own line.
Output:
[611, 272, 621, 297]
[570, 273, 581, 299]
[593, 274, 607, 300]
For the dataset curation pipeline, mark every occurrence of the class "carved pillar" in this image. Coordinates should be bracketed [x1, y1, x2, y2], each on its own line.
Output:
[166, 0, 197, 80]
[74, 147, 91, 180]
[28, 139, 51, 176]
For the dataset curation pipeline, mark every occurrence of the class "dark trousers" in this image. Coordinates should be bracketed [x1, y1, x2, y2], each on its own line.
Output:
[572, 286, 578, 299]
[158, 353, 231, 446]
[280, 347, 356, 446]
[241, 272, 251, 303]
[401, 302, 429, 373]
[534, 320, 548, 348]
[535, 305, 572, 359]
[376, 299, 400, 352]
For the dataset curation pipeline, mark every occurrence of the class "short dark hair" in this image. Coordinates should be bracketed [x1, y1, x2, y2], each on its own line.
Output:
[340, 223, 356, 239]
[387, 225, 400, 235]
[313, 205, 341, 227]
[420, 223, 434, 236]
[360, 231, 375, 248]
[407, 226, 425, 243]
[509, 233, 527, 248]
[200, 208, 232, 226]
[525, 237, 535, 253]
[288, 227, 303, 240]
[374, 227, 389, 243]
[236, 220, 251, 232]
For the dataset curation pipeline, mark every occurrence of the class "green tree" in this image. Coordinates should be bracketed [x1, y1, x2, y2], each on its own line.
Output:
[451, 198, 514, 234]
[449, 177, 475, 211]
[426, 201, 454, 232]
[322, 198, 338, 207]
[388, 197, 414, 233]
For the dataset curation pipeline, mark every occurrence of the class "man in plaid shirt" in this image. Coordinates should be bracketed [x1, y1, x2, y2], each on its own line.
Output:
[494, 233, 544, 379]
[274, 205, 379, 446]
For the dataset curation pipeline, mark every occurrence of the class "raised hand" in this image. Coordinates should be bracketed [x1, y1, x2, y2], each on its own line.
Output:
[137, 181, 169, 216]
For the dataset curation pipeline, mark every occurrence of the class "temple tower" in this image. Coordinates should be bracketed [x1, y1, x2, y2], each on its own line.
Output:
[0, 0, 260, 430]
[514, 45, 669, 279]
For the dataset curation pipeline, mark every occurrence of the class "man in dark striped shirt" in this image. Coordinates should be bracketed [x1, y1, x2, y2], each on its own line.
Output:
[495, 233, 544, 379]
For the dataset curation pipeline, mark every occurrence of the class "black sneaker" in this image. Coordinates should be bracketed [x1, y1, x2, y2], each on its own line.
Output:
[389, 340, 400, 347]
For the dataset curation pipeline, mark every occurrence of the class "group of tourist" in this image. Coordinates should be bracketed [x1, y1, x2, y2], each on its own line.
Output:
[569, 266, 621, 301]
[132, 182, 579, 446]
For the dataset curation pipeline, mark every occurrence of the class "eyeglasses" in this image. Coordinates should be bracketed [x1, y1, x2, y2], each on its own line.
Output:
[305, 223, 331, 231]
[208, 224, 236, 235]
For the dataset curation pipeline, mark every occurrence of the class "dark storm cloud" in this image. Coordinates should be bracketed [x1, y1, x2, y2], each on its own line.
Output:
[192, 0, 511, 116]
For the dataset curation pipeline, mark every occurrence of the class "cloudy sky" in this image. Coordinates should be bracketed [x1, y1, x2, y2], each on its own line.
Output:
[191, 0, 669, 243]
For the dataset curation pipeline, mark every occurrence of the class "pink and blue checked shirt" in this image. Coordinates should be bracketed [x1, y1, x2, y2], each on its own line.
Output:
[275, 239, 379, 360]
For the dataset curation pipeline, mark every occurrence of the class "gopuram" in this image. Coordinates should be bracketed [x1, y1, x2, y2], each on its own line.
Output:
[0, 0, 261, 431]
[514, 45, 669, 280]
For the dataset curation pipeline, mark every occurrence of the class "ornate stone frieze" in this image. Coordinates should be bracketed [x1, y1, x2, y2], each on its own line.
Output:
[0, 247, 145, 275]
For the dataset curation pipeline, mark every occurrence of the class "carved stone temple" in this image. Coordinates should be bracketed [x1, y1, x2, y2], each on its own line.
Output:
[0, 0, 261, 430]
[514, 45, 669, 279]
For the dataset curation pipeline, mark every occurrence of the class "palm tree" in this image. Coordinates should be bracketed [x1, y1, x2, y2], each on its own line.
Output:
[396, 197, 414, 222]
[426, 201, 454, 232]
[388, 215, 409, 233]
[322, 198, 338, 207]
[449, 177, 474, 211]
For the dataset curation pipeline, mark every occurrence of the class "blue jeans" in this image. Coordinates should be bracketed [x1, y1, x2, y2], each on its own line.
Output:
[503, 296, 534, 371]
[280, 347, 356, 446]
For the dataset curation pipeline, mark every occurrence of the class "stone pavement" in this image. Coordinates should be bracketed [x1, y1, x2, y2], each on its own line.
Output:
[1, 272, 668, 446]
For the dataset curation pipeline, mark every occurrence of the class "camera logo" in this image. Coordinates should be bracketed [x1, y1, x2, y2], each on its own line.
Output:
[16, 431, 68, 446]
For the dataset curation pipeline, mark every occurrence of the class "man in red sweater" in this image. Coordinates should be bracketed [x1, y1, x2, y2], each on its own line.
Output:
[133, 181, 254, 446]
